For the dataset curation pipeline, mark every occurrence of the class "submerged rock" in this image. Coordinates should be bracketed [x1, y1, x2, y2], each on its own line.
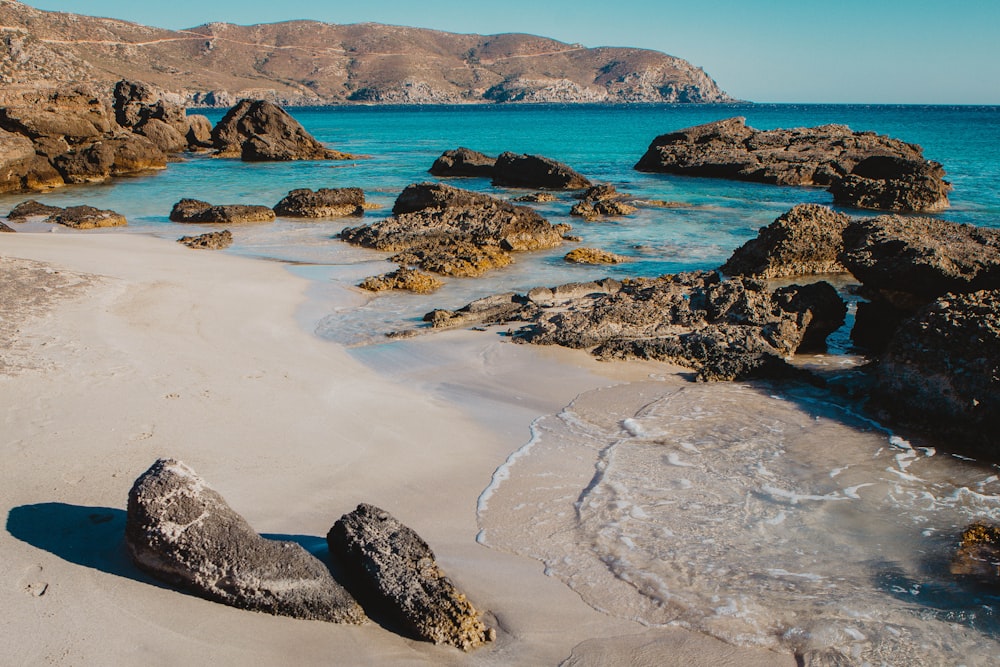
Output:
[428, 147, 496, 178]
[125, 459, 367, 623]
[47, 205, 127, 229]
[358, 266, 444, 293]
[563, 247, 630, 264]
[328, 503, 493, 650]
[951, 522, 1000, 584]
[634, 117, 949, 213]
[492, 152, 591, 190]
[569, 185, 637, 220]
[720, 204, 851, 279]
[212, 100, 355, 161]
[273, 188, 366, 218]
[169, 199, 275, 224]
[177, 230, 233, 250]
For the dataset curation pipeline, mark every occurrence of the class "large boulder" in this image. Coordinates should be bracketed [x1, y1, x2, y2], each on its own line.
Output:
[492, 152, 591, 190]
[634, 117, 949, 213]
[126, 459, 367, 623]
[46, 205, 127, 229]
[273, 188, 366, 218]
[169, 199, 276, 224]
[0, 128, 64, 193]
[112, 80, 198, 154]
[873, 290, 1000, 458]
[327, 503, 493, 650]
[51, 134, 166, 184]
[428, 147, 496, 178]
[720, 204, 851, 278]
[212, 100, 354, 161]
[829, 155, 951, 213]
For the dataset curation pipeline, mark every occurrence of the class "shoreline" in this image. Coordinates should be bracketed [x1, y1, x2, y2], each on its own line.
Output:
[0, 233, 792, 665]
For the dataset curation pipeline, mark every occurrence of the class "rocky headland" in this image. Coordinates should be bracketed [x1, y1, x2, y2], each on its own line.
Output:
[635, 117, 950, 213]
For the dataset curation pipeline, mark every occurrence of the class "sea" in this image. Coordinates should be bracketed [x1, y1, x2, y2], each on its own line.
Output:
[4, 103, 1000, 664]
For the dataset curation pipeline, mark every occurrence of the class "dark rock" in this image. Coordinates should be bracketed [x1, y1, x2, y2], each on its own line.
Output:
[720, 204, 851, 279]
[428, 147, 496, 178]
[492, 152, 591, 190]
[7, 200, 64, 220]
[46, 205, 126, 229]
[0, 220, 14, 232]
[177, 230, 233, 250]
[113, 80, 188, 135]
[512, 192, 558, 203]
[635, 117, 949, 213]
[771, 281, 847, 351]
[212, 100, 355, 161]
[169, 199, 276, 224]
[126, 458, 366, 623]
[951, 522, 1000, 584]
[850, 299, 911, 352]
[327, 503, 493, 650]
[358, 266, 443, 293]
[829, 156, 951, 213]
[273, 188, 365, 218]
[873, 290, 1000, 458]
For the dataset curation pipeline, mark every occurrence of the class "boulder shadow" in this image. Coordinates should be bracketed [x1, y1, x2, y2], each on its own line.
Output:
[6, 502, 163, 588]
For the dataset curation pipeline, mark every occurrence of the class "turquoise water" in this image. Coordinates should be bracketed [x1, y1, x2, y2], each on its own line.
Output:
[4, 103, 996, 343]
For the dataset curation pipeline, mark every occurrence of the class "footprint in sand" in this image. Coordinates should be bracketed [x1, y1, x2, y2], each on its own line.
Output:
[20, 565, 48, 597]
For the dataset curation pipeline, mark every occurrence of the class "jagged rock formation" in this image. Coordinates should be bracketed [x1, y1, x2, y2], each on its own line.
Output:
[720, 204, 851, 278]
[358, 267, 444, 294]
[211, 99, 354, 161]
[429, 148, 496, 178]
[340, 182, 565, 277]
[125, 458, 367, 623]
[328, 503, 494, 651]
[0, 1, 734, 106]
[569, 185, 638, 219]
[177, 230, 233, 250]
[6, 200, 63, 220]
[169, 199, 276, 224]
[635, 117, 950, 213]
[492, 152, 591, 190]
[273, 188, 366, 218]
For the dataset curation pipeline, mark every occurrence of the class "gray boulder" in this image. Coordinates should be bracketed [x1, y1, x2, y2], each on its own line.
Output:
[492, 152, 591, 190]
[327, 503, 493, 651]
[212, 100, 354, 161]
[169, 199, 276, 224]
[428, 147, 496, 178]
[829, 155, 951, 213]
[273, 188, 365, 218]
[125, 458, 366, 623]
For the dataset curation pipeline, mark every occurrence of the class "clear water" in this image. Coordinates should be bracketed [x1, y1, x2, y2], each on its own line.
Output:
[5, 104, 1000, 662]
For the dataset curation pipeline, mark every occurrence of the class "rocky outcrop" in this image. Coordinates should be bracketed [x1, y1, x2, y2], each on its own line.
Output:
[358, 267, 444, 294]
[564, 247, 630, 264]
[169, 199, 275, 224]
[634, 117, 949, 213]
[428, 148, 496, 178]
[125, 458, 367, 623]
[6, 200, 63, 220]
[211, 100, 354, 161]
[177, 230, 233, 250]
[569, 185, 638, 219]
[327, 503, 493, 651]
[46, 205, 127, 229]
[492, 152, 591, 190]
[720, 204, 851, 278]
[424, 272, 844, 381]
[273, 188, 366, 218]
[340, 182, 564, 277]
[873, 290, 1000, 457]
[512, 192, 558, 203]
[951, 522, 1000, 584]
[112, 80, 207, 153]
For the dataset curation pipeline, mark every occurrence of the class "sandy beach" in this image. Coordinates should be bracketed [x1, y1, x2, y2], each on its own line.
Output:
[0, 232, 792, 665]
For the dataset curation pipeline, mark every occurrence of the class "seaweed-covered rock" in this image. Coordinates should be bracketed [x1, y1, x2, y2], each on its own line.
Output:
[169, 199, 275, 224]
[428, 147, 496, 178]
[273, 188, 366, 218]
[177, 230, 233, 250]
[328, 503, 493, 650]
[720, 204, 851, 278]
[126, 459, 367, 623]
[951, 522, 1000, 584]
[359, 266, 444, 293]
[492, 152, 591, 190]
[212, 100, 354, 161]
[47, 205, 127, 229]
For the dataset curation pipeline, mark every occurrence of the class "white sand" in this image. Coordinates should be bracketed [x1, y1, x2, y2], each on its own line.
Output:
[0, 233, 792, 665]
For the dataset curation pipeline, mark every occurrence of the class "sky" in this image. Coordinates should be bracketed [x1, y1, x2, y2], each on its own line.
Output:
[22, 0, 1000, 104]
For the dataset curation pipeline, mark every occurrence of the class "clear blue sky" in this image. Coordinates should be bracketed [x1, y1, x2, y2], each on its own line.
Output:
[23, 0, 1000, 104]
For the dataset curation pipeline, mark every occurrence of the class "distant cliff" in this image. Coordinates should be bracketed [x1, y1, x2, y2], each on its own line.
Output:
[0, 0, 734, 106]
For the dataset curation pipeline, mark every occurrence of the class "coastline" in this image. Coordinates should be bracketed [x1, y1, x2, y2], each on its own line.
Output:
[0, 233, 792, 665]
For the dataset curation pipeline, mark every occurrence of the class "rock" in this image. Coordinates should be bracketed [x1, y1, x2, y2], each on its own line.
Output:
[169, 199, 276, 224]
[829, 155, 951, 213]
[512, 192, 558, 203]
[569, 199, 637, 219]
[6, 200, 64, 220]
[424, 292, 532, 329]
[186, 114, 214, 148]
[341, 182, 563, 277]
[873, 290, 1000, 458]
[135, 118, 189, 154]
[492, 152, 591, 190]
[46, 205, 126, 229]
[720, 204, 851, 278]
[113, 80, 188, 135]
[0, 128, 63, 193]
[428, 147, 496, 178]
[327, 503, 493, 650]
[635, 117, 949, 213]
[0, 221, 14, 232]
[358, 266, 444, 293]
[126, 458, 366, 623]
[212, 100, 354, 161]
[951, 522, 1000, 583]
[771, 281, 847, 352]
[52, 134, 167, 184]
[177, 230, 233, 250]
[563, 247, 630, 264]
[273, 188, 365, 218]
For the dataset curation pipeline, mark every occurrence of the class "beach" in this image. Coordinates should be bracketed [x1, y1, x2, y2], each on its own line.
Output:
[0, 232, 793, 666]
